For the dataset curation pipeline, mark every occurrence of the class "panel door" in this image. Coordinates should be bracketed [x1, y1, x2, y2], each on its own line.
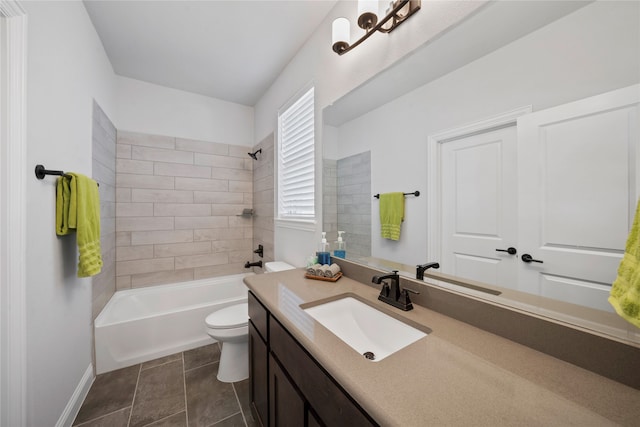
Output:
[517, 85, 639, 311]
[269, 354, 305, 427]
[249, 322, 268, 426]
[441, 125, 519, 288]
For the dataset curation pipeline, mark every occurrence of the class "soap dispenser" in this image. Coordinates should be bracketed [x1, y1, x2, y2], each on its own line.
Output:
[334, 231, 346, 259]
[317, 232, 331, 265]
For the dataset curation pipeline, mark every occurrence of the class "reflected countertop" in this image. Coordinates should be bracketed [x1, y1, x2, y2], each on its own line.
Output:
[244, 268, 640, 426]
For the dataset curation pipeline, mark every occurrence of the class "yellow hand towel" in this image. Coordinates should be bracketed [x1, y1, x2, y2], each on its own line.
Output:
[609, 199, 640, 328]
[380, 192, 404, 241]
[56, 173, 103, 277]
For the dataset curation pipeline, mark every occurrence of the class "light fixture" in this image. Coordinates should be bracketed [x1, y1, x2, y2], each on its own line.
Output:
[332, 0, 421, 55]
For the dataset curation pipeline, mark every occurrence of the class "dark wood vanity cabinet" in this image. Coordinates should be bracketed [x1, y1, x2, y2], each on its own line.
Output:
[249, 321, 268, 426]
[269, 353, 305, 426]
[248, 291, 377, 427]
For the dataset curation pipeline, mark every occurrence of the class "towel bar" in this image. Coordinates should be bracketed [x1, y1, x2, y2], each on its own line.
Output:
[374, 191, 420, 199]
[35, 164, 99, 186]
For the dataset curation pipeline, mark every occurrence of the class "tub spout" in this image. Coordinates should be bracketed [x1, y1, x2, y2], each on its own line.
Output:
[245, 260, 263, 269]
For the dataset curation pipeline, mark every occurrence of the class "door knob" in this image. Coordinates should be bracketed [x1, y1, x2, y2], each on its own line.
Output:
[521, 253, 543, 263]
[496, 247, 517, 255]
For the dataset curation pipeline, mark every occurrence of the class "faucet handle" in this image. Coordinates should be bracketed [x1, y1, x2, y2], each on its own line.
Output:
[380, 283, 390, 298]
[399, 288, 415, 310]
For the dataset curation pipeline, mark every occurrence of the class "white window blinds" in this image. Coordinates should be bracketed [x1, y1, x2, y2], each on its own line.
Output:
[278, 87, 315, 219]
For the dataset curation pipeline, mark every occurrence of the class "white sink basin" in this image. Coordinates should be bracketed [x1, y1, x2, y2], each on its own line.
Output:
[303, 296, 429, 361]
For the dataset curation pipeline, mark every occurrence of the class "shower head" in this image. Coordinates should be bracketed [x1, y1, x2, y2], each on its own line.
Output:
[248, 149, 262, 160]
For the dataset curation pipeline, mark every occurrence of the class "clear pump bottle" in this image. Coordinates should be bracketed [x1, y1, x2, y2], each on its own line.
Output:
[317, 232, 331, 265]
[333, 231, 346, 259]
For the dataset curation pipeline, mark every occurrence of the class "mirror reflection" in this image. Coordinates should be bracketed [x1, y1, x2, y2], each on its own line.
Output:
[322, 1, 640, 342]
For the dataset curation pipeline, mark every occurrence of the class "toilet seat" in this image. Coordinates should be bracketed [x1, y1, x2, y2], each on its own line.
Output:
[205, 303, 248, 329]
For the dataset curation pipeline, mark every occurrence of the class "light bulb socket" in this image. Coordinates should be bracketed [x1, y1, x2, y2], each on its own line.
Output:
[357, 11, 378, 30]
[332, 41, 350, 54]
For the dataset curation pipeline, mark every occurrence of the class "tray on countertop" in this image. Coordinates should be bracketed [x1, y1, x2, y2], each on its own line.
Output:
[304, 272, 342, 282]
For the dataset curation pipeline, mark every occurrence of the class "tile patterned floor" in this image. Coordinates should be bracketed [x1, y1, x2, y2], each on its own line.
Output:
[73, 344, 257, 427]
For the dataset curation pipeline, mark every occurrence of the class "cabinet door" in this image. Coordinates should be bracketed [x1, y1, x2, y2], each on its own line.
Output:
[307, 409, 323, 427]
[249, 321, 268, 427]
[269, 354, 305, 427]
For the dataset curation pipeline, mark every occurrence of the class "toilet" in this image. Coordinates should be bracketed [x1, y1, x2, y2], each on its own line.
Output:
[205, 261, 295, 382]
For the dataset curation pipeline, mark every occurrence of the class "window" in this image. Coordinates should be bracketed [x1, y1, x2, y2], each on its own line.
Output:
[278, 86, 315, 220]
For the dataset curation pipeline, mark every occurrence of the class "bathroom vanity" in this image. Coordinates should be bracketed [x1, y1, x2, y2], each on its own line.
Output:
[249, 291, 375, 426]
[244, 268, 640, 426]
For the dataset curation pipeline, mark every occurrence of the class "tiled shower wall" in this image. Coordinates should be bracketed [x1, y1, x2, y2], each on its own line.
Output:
[251, 133, 275, 272]
[337, 151, 371, 259]
[323, 159, 338, 242]
[115, 131, 253, 289]
[92, 101, 117, 320]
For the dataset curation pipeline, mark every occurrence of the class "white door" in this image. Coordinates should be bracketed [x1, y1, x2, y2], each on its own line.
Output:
[441, 125, 518, 288]
[518, 86, 640, 311]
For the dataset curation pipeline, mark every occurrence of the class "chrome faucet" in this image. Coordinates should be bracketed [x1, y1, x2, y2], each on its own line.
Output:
[416, 262, 439, 280]
[372, 270, 417, 311]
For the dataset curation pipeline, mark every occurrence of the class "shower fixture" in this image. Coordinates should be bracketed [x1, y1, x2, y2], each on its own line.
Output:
[248, 149, 262, 160]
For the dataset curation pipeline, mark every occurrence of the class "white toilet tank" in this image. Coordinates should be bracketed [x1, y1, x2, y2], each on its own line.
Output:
[265, 261, 296, 272]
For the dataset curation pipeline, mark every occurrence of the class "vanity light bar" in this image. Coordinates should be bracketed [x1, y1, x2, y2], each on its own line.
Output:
[332, 0, 421, 55]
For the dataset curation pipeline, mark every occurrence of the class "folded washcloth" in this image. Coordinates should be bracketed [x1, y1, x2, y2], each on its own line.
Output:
[56, 173, 103, 278]
[380, 192, 405, 241]
[315, 264, 328, 276]
[609, 199, 640, 328]
[323, 264, 341, 278]
[307, 263, 322, 276]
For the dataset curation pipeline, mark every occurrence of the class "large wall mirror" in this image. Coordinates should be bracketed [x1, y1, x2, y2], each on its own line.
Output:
[322, 1, 640, 344]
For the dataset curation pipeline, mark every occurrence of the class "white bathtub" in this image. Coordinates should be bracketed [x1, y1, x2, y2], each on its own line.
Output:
[95, 273, 251, 374]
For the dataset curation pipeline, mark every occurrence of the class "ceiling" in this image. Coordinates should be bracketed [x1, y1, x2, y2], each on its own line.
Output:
[84, 0, 338, 106]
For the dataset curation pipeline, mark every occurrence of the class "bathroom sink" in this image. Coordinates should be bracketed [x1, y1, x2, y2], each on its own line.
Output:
[302, 296, 429, 361]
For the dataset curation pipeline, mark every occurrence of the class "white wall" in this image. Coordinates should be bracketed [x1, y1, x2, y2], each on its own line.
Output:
[336, 1, 640, 265]
[23, 2, 116, 425]
[255, 0, 487, 265]
[116, 76, 254, 146]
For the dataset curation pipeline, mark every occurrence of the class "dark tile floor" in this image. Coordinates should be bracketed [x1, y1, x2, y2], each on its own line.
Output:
[73, 344, 257, 427]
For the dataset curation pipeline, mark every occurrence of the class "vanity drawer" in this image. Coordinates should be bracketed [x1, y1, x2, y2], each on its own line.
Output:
[249, 291, 268, 342]
[270, 317, 376, 427]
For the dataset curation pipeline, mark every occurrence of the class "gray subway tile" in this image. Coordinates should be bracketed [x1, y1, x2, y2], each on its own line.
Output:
[131, 230, 194, 245]
[132, 146, 193, 164]
[154, 162, 211, 179]
[117, 174, 175, 190]
[116, 159, 154, 175]
[176, 138, 228, 155]
[118, 131, 176, 150]
[132, 189, 193, 203]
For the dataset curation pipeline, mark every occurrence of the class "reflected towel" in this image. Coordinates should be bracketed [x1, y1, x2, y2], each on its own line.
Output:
[609, 199, 640, 328]
[380, 192, 404, 241]
[56, 173, 103, 278]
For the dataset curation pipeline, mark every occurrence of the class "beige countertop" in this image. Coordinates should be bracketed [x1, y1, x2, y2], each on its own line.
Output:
[244, 269, 640, 426]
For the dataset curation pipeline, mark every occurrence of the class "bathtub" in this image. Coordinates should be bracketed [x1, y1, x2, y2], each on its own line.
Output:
[95, 273, 251, 374]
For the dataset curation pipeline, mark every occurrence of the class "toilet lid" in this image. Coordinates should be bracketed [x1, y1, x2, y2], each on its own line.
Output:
[205, 303, 248, 329]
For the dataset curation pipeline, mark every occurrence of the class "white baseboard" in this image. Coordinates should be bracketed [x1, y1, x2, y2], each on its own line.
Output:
[55, 364, 94, 427]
